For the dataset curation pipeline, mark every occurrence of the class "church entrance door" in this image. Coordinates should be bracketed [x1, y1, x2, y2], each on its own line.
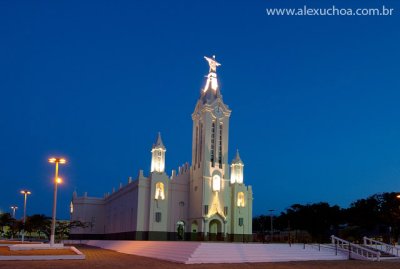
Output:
[209, 219, 222, 241]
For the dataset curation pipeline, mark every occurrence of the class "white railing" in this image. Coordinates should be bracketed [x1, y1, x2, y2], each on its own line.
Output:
[331, 235, 380, 261]
[363, 236, 400, 257]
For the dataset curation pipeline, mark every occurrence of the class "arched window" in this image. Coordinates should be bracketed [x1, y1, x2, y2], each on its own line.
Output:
[155, 182, 165, 200]
[212, 175, 221, 192]
[218, 123, 223, 168]
[211, 122, 215, 166]
[237, 192, 245, 207]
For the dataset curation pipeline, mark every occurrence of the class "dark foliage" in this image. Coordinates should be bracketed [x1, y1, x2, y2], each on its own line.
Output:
[253, 192, 400, 243]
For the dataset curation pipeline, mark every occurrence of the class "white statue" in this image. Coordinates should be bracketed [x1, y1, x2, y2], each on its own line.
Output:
[204, 55, 221, 73]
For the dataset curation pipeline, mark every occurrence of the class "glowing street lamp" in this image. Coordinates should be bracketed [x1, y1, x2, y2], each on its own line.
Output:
[48, 157, 66, 247]
[10, 206, 18, 218]
[20, 190, 31, 242]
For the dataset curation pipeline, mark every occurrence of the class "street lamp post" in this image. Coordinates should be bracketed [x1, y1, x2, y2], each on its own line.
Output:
[395, 194, 400, 244]
[10, 206, 18, 240]
[48, 157, 66, 247]
[20, 190, 31, 242]
[10, 206, 18, 218]
[269, 209, 275, 242]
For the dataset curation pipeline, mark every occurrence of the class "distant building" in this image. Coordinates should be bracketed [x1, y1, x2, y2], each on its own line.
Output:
[70, 56, 253, 241]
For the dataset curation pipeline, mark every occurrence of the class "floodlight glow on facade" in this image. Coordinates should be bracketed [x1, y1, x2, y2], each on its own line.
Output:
[237, 192, 245, 207]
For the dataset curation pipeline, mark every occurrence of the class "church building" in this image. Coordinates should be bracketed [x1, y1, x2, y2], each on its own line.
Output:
[70, 56, 253, 241]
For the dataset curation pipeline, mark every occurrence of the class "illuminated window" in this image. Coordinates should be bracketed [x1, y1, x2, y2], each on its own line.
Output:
[231, 163, 244, 184]
[151, 148, 165, 173]
[212, 175, 221, 192]
[70, 202, 74, 214]
[237, 192, 245, 207]
[155, 182, 165, 200]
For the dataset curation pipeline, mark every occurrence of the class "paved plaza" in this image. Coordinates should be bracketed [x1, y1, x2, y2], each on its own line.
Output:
[0, 245, 399, 269]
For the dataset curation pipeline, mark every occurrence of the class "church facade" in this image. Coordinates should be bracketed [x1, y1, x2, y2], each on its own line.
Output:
[70, 56, 253, 241]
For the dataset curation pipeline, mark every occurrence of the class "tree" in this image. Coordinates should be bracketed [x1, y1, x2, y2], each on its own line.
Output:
[0, 213, 13, 238]
[252, 215, 270, 242]
[40, 220, 88, 241]
[344, 192, 400, 242]
[8, 219, 22, 239]
[254, 192, 400, 244]
[378, 192, 400, 242]
[26, 214, 51, 239]
[63, 220, 88, 239]
[277, 202, 343, 242]
[345, 195, 381, 231]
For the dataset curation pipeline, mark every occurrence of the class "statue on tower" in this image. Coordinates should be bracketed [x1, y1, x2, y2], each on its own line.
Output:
[204, 55, 221, 73]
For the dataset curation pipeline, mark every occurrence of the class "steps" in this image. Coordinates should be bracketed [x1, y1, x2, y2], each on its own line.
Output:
[363, 236, 400, 259]
[87, 240, 200, 263]
[187, 243, 347, 263]
[362, 244, 398, 260]
[84, 240, 348, 264]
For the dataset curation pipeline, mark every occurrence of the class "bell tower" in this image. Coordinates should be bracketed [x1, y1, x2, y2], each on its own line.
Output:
[191, 56, 231, 175]
[190, 56, 232, 235]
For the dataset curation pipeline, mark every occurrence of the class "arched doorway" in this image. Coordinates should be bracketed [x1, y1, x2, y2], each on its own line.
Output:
[191, 221, 198, 233]
[176, 220, 185, 240]
[191, 221, 199, 241]
[209, 219, 222, 241]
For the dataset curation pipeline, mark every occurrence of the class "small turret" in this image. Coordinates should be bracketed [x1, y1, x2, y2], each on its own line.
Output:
[151, 132, 166, 173]
[230, 149, 244, 184]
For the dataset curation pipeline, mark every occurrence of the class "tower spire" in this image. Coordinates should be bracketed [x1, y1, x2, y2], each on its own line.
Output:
[154, 132, 165, 149]
[233, 149, 243, 164]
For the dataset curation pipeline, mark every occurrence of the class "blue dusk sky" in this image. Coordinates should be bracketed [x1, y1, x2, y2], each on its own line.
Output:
[0, 0, 399, 219]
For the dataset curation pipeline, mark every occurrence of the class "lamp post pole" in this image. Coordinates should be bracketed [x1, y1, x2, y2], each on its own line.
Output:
[396, 194, 400, 244]
[10, 206, 18, 240]
[48, 157, 66, 247]
[10, 206, 18, 218]
[20, 190, 31, 242]
[269, 209, 275, 242]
